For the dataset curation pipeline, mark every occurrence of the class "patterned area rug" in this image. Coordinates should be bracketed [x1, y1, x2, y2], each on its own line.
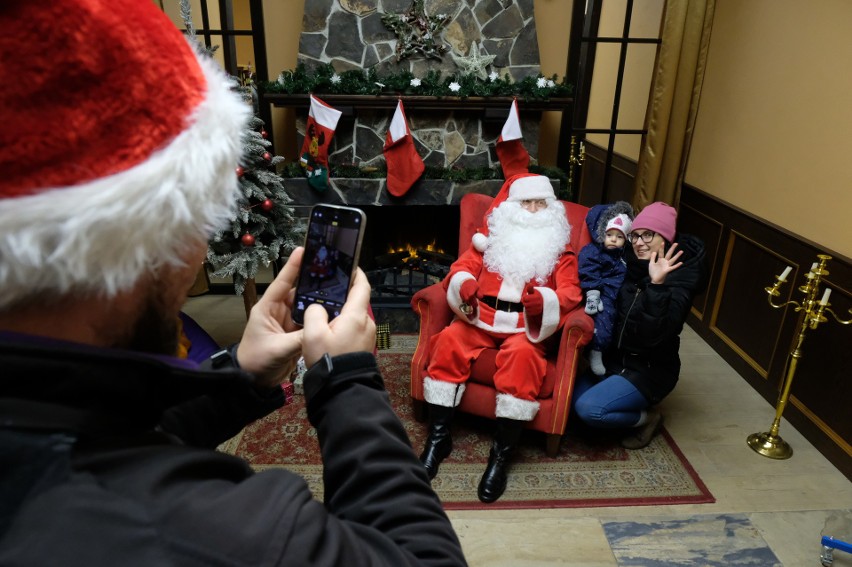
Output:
[220, 337, 714, 510]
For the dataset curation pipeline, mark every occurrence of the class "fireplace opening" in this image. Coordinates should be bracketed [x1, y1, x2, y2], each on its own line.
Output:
[359, 205, 460, 307]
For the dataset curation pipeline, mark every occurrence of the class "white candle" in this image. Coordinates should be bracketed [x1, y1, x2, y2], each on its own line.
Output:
[820, 288, 831, 306]
[811, 262, 818, 272]
[778, 266, 792, 282]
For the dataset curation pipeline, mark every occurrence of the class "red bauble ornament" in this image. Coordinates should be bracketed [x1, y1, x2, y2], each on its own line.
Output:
[261, 199, 274, 211]
[262, 152, 271, 161]
[241, 233, 256, 246]
[236, 166, 245, 177]
[261, 129, 268, 139]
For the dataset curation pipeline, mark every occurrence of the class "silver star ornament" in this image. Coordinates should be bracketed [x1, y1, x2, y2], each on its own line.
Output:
[452, 42, 496, 80]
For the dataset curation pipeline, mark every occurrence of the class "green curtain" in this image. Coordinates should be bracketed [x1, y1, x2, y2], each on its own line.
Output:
[633, 0, 716, 210]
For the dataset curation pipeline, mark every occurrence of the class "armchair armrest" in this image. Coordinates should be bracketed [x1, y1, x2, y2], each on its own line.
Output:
[543, 306, 595, 435]
[555, 306, 594, 372]
[411, 283, 454, 337]
[410, 283, 455, 400]
[563, 307, 595, 340]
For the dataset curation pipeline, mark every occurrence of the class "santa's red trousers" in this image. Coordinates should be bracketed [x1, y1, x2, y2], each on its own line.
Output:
[426, 320, 547, 401]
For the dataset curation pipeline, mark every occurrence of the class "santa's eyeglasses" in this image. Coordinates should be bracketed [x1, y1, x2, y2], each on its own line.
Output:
[627, 231, 657, 244]
[519, 199, 547, 210]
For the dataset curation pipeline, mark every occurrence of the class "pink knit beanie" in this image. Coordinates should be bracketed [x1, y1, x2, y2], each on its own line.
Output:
[632, 202, 677, 242]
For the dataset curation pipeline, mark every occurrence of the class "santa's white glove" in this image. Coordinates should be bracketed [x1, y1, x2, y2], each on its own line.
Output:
[584, 290, 604, 315]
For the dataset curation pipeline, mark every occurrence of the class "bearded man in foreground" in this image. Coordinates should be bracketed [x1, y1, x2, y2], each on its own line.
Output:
[420, 173, 582, 503]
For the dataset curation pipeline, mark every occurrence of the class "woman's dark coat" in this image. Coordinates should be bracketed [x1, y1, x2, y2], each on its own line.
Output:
[603, 233, 707, 404]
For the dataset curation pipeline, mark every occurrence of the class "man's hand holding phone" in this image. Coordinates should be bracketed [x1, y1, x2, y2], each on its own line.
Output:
[237, 247, 306, 388]
[302, 267, 375, 368]
[236, 245, 375, 387]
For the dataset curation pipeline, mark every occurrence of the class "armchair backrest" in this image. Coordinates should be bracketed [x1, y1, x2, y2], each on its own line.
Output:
[458, 192, 592, 256]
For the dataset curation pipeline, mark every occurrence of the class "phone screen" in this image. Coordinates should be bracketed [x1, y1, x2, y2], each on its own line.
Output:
[292, 205, 366, 325]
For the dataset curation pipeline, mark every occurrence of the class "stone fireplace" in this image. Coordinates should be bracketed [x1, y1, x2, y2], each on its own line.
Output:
[276, 0, 549, 329]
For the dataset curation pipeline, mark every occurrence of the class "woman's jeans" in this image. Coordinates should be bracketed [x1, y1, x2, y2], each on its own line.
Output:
[572, 370, 649, 428]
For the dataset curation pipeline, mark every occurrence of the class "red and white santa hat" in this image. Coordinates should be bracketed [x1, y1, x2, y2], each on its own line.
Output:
[605, 214, 632, 237]
[0, 0, 249, 311]
[471, 173, 556, 252]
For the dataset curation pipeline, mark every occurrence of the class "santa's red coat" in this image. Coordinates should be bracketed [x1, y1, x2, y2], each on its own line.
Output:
[443, 243, 582, 342]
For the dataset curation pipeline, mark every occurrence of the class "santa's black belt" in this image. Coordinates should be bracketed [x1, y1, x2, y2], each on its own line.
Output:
[481, 296, 524, 313]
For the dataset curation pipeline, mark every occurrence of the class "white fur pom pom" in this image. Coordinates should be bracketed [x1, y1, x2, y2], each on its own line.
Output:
[472, 232, 488, 252]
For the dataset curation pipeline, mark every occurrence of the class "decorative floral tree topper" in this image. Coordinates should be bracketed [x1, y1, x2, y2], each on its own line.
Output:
[381, 0, 451, 62]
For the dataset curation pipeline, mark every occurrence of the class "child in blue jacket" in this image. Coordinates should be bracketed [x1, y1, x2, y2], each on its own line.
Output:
[578, 202, 634, 375]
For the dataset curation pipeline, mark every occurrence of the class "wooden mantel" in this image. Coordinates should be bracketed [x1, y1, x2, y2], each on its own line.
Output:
[263, 93, 572, 117]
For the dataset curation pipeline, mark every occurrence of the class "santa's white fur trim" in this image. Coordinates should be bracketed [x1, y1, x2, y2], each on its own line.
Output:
[0, 52, 249, 311]
[495, 392, 539, 421]
[423, 377, 466, 407]
[447, 271, 478, 321]
[506, 176, 555, 201]
[472, 232, 488, 253]
[525, 286, 560, 343]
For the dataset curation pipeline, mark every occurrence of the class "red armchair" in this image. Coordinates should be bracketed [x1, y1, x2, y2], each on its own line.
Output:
[410, 192, 594, 457]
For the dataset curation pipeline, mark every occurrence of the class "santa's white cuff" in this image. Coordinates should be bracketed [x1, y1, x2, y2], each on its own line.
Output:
[525, 286, 560, 343]
[496, 393, 540, 421]
[446, 271, 477, 321]
[423, 377, 466, 407]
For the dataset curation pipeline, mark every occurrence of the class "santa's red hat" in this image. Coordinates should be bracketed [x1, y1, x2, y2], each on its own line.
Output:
[471, 173, 556, 252]
[0, 0, 249, 311]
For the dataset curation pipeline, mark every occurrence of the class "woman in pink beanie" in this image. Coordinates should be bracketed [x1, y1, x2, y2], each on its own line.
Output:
[572, 201, 707, 449]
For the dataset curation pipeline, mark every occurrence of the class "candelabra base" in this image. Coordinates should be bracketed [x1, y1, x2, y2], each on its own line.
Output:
[747, 431, 793, 459]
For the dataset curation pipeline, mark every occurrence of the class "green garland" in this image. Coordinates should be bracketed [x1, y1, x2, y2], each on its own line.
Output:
[265, 63, 573, 100]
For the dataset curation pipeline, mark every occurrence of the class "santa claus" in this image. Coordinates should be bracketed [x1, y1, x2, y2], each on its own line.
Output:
[420, 173, 582, 503]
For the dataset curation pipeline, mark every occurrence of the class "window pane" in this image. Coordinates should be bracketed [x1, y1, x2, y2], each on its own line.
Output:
[586, 43, 620, 148]
[629, 0, 665, 38]
[234, 0, 255, 75]
[616, 43, 657, 132]
[613, 133, 642, 162]
[598, 0, 627, 37]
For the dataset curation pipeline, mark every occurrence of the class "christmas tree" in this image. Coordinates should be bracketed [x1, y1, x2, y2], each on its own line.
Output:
[175, 0, 302, 309]
[206, 108, 302, 304]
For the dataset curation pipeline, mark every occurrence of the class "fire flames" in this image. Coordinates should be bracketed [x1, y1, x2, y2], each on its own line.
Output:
[388, 240, 444, 260]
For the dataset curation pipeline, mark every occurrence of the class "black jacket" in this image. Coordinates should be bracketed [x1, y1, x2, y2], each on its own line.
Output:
[603, 233, 707, 404]
[0, 335, 466, 566]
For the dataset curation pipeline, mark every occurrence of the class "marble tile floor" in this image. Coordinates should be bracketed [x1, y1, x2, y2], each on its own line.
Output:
[184, 294, 852, 567]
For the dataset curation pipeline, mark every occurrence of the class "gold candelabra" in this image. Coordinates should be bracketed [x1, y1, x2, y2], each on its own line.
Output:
[748, 254, 852, 459]
[567, 135, 585, 193]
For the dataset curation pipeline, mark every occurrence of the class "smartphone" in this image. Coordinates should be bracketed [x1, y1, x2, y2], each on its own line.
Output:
[292, 204, 366, 325]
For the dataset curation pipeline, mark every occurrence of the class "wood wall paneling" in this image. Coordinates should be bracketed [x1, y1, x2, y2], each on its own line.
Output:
[680, 185, 852, 479]
[678, 203, 723, 321]
[709, 232, 793, 378]
[786, 282, 852, 451]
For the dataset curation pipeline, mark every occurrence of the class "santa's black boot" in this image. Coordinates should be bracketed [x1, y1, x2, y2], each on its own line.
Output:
[477, 418, 524, 503]
[419, 404, 455, 480]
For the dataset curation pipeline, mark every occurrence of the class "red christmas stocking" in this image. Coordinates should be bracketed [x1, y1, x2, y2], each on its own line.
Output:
[383, 100, 424, 197]
[299, 95, 342, 191]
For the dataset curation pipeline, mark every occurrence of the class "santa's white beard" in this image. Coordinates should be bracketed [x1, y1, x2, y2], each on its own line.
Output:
[483, 200, 570, 285]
